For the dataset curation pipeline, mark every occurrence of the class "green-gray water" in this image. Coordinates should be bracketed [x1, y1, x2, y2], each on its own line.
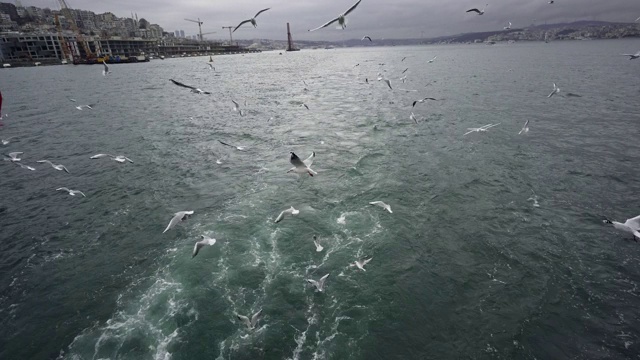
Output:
[1, 40, 640, 359]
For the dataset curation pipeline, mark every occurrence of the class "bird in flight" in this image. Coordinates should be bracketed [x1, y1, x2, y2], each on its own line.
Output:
[308, 0, 362, 32]
[288, 152, 317, 176]
[548, 83, 560, 98]
[362, 35, 372, 42]
[504, 22, 512, 30]
[621, 51, 640, 60]
[233, 8, 271, 32]
[519, 120, 530, 135]
[412, 97, 437, 108]
[466, 4, 488, 15]
[236, 309, 262, 330]
[169, 79, 211, 94]
[102, 61, 110, 76]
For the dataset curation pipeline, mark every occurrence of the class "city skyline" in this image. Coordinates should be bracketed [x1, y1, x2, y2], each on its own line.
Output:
[14, 0, 640, 41]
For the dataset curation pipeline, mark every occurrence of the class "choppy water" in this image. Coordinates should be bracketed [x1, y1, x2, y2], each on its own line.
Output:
[1, 40, 640, 360]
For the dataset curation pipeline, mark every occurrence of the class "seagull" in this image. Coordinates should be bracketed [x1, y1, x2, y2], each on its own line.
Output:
[548, 83, 560, 98]
[401, 56, 408, 62]
[466, 4, 488, 15]
[412, 97, 437, 107]
[302, 103, 310, 110]
[233, 8, 271, 32]
[67, 98, 77, 102]
[402, 68, 409, 74]
[362, 35, 372, 42]
[1, 136, 15, 145]
[380, 78, 392, 90]
[14, 162, 35, 171]
[463, 123, 500, 136]
[427, 56, 437, 63]
[518, 120, 530, 134]
[102, 61, 110, 76]
[90, 154, 133, 163]
[307, 273, 330, 292]
[410, 112, 418, 124]
[192, 235, 216, 258]
[207, 63, 215, 70]
[169, 79, 211, 94]
[75, 104, 94, 111]
[313, 235, 323, 252]
[621, 51, 640, 60]
[636, 16, 640, 22]
[163, 210, 194, 233]
[548, 0, 554, 4]
[275, 206, 300, 223]
[351, 257, 372, 271]
[603, 215, 640, 241]
[4, 151, 22, 162]
[56, 187, 86, 197]
[400, 75, 407, 83]
[369, 201, 392, 213]
[236, 309, 262, 330]
[504, 22, 512, 30]
[288, 152, 317, 176]
[37, 160, 69, 173]
[218, 140, 245, 151]
[308, 0, 362, 32]
[231, 100, 245, 116]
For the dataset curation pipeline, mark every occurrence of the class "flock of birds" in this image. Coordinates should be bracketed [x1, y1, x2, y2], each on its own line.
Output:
[2, 0, 640, 334]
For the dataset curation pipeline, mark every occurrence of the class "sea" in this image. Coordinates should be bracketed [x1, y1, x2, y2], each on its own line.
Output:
[1, 39, 639, 360]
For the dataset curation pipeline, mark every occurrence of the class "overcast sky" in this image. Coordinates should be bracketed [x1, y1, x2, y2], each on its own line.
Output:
[21, 0, 640, 41]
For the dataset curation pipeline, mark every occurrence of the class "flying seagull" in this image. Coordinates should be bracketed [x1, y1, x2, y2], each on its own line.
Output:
[402, 68, 409, 74]
[231, 100, 245, 116]
[466, 4, 488, 15]
[1, 136, 15, 145]
[275, 206, 300, 223]
[621, 51, 640, 60]
[428, 56, 437, 63]
[635, 16, 640, 22]
[102, 61, 110, 76]
[313, 235, 323, 252]
[192, 235, 216, 258]
[463, 123, 500, 136]
[308, 0, 362, 32]
[518, 120, 530, 135]
[307, 273, 330, 292]
[288, 152, 317, 176]
[302, 103, 310, 110]
[362, 35, 372, 42]
[218, 140, 245, 151]
[603, 214, 640, 241]
[169, 79, 211, 94]
[233, 8, 271, 33]
[548, 1, 554, 4]
[380, 78, 392, 90]
[410, 112, 418, 124]
[412, 97, 437, 107]
[14, 162, 35, 171]
[37, 160, 69, 173]
[163, 210, 194, 233]
[56, 187, 86, 197]
[369, 201, 392, 213]
[236, 309, 262, 330]
[351, 257, 372, 271]
[90, 153, 133, 163]
[548, 83, 560, 98]
[207, 63, 215, 70]
[75, 104, 94, 111]
[504, 22, 512, 30]
[4, 151, 22, 162]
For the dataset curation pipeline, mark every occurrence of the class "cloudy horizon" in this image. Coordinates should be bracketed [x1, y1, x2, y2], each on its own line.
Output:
[18, 0, 640, 41]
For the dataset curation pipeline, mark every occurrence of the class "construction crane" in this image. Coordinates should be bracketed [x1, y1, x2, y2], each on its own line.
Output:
[58, 0, 94, 60]
[54, 14, 71, 61]
[222, 26, 234, 45]
[185, 18, 203, 41]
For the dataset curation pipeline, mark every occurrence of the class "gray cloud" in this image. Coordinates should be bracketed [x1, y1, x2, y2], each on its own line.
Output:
[22, 0, 640, 41]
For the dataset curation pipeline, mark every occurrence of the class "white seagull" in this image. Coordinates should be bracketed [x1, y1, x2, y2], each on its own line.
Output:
[362, 35, 372, 42]
[302, 103, 310, 110]
[37, 160, 70, 173]
[233, 8, 271, 32]
[548, 83, 560, 98]
[412, 97, 437, 107]
[207, 63, 215, 70]
[75, 104, 94, 111]
[504, 22, 512, 30]
[163, 210, 194, 233]
[313, 235, 324, 252]
[90, 153, 133, 163]
[14, 162, 35, 171]
[621, 51, 640, 60]
[288, 152, 317, 176]
[307, 273, 330, 292]
[351, 257, 372, 271]
[275, 206, 300, 223]
[636, 16, 640, 22]
[1, 136, 15, 145]
[369, 201, 392, 213]
[464, 123, 500, 136]
[427, 56, 437, 63]
[466, 4, 488, 15]
[56, 187, 86, 197]
[236, 309, 262, 330]
[410, 112, 418, 124]
[603, 215, 640, 241]
[308, 0, 362, 32]
[378, 77, 392, 90]
[169, 79, 211, 94]
[218, 140, 245, 151]
[231, 100, 245, 116]
[192, 235, 216, 258]
[4, 151, 22, 162]
[518, 120, 530, 135]
[102, 61, 110, 76]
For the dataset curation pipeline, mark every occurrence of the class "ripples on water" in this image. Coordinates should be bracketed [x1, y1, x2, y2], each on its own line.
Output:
[1, 40, 639, 359]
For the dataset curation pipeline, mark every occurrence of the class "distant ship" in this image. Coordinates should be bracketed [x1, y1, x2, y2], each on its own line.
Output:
[286, 23, 300, 52]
